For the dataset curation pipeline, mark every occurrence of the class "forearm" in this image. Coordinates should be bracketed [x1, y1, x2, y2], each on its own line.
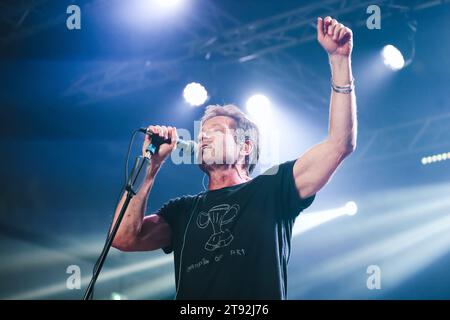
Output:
[292, 17, 356, 198]
[111, 163, 161, 245]
[328, 55, 357, 153]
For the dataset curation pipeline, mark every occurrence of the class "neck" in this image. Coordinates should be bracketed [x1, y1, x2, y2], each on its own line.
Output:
[207, 165, 251, 191]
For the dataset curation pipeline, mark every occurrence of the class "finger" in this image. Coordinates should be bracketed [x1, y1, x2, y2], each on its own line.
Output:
[145, 125, 156, 141]
[329, 19, 338, 36]
[161, 126, 168, 140]
[148, 125, 157, 134]
[154, 125, 162, 138]
[324, 16, 332, 34]
[333, 23, 344, 40]
[316, 17, 324, 40]
[337, 26, 347, 41]
[167, 126, 174, 144]
[151, 125, 160, 136]
[345, 27, 353, 40]
[170, 127, 178, 148]
[340, 27, 352, 44]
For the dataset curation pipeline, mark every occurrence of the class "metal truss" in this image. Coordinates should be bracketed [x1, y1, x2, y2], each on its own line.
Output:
[353, 112, 450, 164]
[242, 51, 330, 112]
[2, 0, 449, 111]
[190, 0, 450, 62]
[0, 0, 240, 47]
[62, 59, 184, 105]
[62, 0, 449, 104]
[0, 0, 71, 46]
[63, 0, 241, 103]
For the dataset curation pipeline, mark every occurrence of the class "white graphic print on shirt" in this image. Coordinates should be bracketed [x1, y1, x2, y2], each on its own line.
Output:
[196, 203, 240, 251]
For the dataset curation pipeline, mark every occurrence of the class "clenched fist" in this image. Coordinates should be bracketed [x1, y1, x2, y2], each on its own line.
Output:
[143, 125, 178, 167]
[317, 16, 353, 58]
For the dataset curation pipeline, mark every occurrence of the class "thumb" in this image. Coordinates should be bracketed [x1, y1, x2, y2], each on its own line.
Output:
[316, 17, 324, 41]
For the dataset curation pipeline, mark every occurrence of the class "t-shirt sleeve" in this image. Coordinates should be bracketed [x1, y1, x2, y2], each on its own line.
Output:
[156, 197, 186, 254]
[263, 160, 316, 220]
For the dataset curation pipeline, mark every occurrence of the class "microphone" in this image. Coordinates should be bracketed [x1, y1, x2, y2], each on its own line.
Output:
[139, 127, 197, 156]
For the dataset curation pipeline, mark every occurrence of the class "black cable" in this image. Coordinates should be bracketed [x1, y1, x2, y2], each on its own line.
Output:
[88, 128, 142, 300]
[126, 129, 141, 185]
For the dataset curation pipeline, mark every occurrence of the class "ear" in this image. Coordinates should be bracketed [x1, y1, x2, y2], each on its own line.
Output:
[240, 139, 253, 157]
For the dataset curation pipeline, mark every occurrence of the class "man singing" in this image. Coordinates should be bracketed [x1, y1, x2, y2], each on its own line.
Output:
[111, 16, 357, 299]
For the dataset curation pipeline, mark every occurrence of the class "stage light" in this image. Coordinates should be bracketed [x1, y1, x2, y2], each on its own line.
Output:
[345, 201, 358, 216]
[116, 0, 186, 30]
[137, 0, 184, 12]
[421, 152, 450, 165]
[111, 292, 127, 300]
[290, 183, 450, 298]
[183, 82, 208, 106]
[380, 21, 417, 73]
[293, 201, 358, 236]
[155, 0, 183, 8]
[246, 94, 271, 126]
[381, 45, 405, 71]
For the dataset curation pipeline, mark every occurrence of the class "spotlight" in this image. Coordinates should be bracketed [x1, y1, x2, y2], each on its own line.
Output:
[155, 0, 183, 8]
[183, 82, 208, 106]
[421, 152, 450, 165]
[380, 21, 417, 72]
[345, 201, 358, 216]
[111, 292, 127, 300]
[246, 94, 271, 125]
[293, 201, 358, 236]
[381, 45, 405, 71]
[118, 0, 186, 31]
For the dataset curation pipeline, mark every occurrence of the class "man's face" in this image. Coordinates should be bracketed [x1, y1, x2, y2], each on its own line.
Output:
[197, 116, 242, 171]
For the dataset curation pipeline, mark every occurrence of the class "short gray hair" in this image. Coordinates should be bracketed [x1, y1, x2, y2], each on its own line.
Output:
[201, 104, 260, 174]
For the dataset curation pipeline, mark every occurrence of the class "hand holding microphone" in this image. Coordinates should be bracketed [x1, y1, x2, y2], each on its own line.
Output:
[140, 126, 197, 165]
[141, 125, 178, 166]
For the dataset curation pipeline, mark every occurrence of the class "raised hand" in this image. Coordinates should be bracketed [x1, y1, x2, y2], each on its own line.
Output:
[317, 16, 353, 58]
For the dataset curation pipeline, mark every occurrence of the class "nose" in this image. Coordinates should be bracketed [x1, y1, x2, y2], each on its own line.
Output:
[199, 131, 212, 144]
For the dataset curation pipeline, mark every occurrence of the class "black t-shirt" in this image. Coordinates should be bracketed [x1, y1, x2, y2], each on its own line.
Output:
[157, 160, 315, 300]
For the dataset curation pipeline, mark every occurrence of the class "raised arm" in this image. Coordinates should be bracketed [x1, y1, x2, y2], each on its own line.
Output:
[111, 125, 177, 252]
[294, 17, 357, 199]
